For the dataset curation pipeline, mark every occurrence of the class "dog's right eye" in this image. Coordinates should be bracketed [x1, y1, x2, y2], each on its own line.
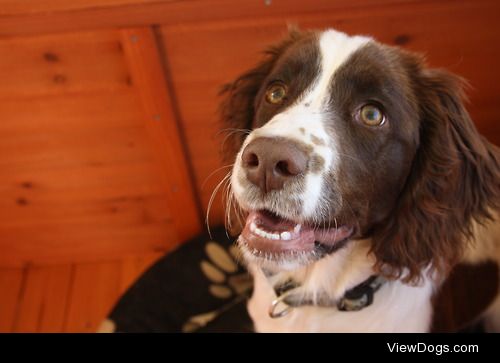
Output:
[265, 83, 287, 105]
[357, 104, 386, 127]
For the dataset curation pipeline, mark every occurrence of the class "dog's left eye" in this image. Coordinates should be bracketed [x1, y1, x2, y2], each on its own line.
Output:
[357, 104, 386, 126]
[265, 83, 287, 104]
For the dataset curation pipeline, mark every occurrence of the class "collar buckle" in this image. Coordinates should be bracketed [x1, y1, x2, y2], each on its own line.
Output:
[269, 274, 386, 317]
[269, 293, 294, 319]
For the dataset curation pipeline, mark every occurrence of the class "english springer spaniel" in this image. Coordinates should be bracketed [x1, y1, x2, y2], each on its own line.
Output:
[220, 28, 500, 332]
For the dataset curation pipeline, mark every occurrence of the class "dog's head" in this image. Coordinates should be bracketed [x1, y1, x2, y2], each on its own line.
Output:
[220, 29, 499, 281]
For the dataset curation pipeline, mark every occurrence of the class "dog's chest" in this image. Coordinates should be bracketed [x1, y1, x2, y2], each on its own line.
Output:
[247, 267, 435, 332]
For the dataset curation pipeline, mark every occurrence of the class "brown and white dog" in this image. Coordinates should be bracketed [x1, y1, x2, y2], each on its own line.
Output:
[220, 28, 500, 332]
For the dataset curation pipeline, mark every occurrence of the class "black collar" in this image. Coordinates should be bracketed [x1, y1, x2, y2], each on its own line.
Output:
[269, 275, 386, 319]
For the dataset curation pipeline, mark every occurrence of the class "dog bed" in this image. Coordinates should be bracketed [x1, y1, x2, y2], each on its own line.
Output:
[100, 226, 490, 333]
[101, 226, 253, 332]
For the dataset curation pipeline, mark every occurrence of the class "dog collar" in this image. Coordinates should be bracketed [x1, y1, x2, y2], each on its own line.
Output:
[268, 275, 386, 319]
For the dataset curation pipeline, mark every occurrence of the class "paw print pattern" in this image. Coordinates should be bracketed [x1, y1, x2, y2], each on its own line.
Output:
[181, 241, 252, 332]
[201, 241, 251, 299]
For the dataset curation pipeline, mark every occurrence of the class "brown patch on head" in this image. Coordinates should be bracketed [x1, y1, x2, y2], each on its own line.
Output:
[308, 41, 486, 282]
[318, 41, 420, 241]
[370, 61, 500, 283]
[299, 127, 306, 135]
[309, 154, 325, 173]
[316, 42, 499, 283]
[219, 29, 319, 162]
[252, 32, 321, 129]
[310, 135, 325, 146]
[285, 137, 313, 155]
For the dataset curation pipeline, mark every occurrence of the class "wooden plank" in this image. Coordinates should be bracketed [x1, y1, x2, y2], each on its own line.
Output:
[0, 0, 440, 37]
[0, 223, 177, 267]
[0, 27, 201, 265]
[0, 30, 129, 97]
[120, 28, 202, 241]
[0, 92, 142, 131]
[0, 126, 156, 168]
[1, 256, 163, 333]
[12, 265, 72, 332]
[0, 0, 165, 16]
[160, 0, 500, 224]
[64, 261, 121, 332]
[0, 268, 24, 332]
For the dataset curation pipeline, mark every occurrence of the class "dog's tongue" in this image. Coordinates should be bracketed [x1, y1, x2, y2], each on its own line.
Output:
[240, 210, 352, 254]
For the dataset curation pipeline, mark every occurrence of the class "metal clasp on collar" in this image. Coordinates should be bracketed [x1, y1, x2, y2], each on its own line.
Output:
[269, 293, 294, 319]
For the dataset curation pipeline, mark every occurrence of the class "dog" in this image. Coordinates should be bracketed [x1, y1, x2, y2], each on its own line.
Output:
[219, 28, 500, 332]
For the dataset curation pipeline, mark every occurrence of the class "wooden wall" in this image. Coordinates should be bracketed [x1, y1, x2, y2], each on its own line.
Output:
[0, 27, 201, 266]
[0, 0, 499, 262]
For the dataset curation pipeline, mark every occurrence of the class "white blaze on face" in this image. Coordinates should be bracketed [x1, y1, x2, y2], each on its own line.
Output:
[232, 29, 371, 219]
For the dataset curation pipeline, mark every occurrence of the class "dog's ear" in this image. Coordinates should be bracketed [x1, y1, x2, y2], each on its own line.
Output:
[219, 30, 304, 160]
[372, 62, 500, 283]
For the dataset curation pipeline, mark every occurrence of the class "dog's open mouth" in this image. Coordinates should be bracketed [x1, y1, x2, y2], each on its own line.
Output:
[239, 210, 353, 257]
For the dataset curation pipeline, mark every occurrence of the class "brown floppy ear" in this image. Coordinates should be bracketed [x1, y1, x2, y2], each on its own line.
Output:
[372, 65, 500, 283]
[219, 29, 304, 160]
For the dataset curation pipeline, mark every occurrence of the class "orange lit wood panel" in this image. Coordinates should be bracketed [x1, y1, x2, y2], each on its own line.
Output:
[160, 0, 500, 224]
[0, 28, 201, 266]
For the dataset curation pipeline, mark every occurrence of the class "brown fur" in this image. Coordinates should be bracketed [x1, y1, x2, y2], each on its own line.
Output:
[371, 55, 500, 282]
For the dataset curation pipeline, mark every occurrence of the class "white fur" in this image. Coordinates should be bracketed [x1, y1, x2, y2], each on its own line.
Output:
[247, 239, 435, 332]
[306, 30, 371, 109]
[248, 216, 500, 332]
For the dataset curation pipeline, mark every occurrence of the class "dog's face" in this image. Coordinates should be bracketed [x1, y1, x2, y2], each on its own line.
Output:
[221, 29, 499, 278]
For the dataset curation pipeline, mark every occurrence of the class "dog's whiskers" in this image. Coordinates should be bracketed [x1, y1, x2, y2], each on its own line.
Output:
[219, 128, 251, 153]
[206, 171, 232, 238]
[201, 164, 234, 190]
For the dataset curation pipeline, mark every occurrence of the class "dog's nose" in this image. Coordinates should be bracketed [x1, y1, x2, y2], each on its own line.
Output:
[241, 137, 308, 193]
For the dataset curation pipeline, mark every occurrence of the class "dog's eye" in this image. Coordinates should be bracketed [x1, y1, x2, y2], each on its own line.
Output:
[358, 104, 385, 126]
[265, 83, 287, 104]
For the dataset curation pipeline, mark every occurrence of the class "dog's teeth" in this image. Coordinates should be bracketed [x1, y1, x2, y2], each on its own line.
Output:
[250, 222, 257, 232]
[294, 224, 301, 234]
[271, 233, 280, 240]
[280, 231, 291, 241]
